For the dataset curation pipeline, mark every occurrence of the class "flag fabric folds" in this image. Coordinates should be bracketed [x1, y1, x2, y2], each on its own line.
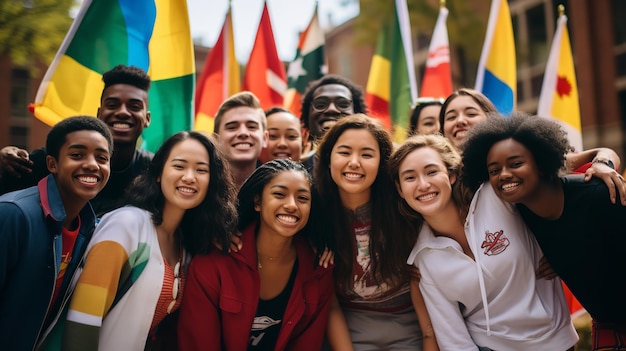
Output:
[31, 0, 195, 152]
[537, 10, 582, 152]
[284, 8, 326, 117]
[420, 6, 452, 99]
[475, 0, 516, 115]
[242, 2, 287, 111]
[194, 7, 240, 134]
[365, 0, 418, 142]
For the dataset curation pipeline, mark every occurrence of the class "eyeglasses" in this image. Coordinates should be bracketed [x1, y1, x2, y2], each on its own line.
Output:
[311, 96, 353, 112]
[167, 260, 181, 314]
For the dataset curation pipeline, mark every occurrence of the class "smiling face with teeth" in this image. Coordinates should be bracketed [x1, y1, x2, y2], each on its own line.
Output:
[215, 106, 268, 166]
[47, 130, 111, 209]
[486, 138, 542, 205]
[259, 111, 303, 163]
[330, 128, 380, 209]
[254, 170, 311, 238]
[98, 84, 150, 146]
[159, 138, 211, 215]
[396, 146, 457, 220]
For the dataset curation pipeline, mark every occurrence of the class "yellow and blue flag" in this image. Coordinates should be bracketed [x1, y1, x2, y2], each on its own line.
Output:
[30, 0, 195, 152]
[475, 0, 516, 114]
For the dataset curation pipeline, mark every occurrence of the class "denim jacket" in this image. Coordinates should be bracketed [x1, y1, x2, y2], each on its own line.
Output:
[0, 175, 96, 351]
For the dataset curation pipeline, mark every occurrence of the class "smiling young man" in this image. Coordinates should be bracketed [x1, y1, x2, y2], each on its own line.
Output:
[0, 116, 112, 350]
[213, 91, 268, 189]
[0, 65, 152, 216]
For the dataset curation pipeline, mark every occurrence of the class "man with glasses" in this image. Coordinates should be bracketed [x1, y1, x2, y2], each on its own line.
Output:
[300, 75, 368, 169]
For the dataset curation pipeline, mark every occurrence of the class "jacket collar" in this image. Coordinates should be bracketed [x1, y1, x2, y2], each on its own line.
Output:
[38, 174, 96, 235]
[38, 175, 66, 223]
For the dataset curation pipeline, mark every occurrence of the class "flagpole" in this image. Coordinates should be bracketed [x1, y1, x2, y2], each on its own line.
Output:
[558, 4, 564, 16]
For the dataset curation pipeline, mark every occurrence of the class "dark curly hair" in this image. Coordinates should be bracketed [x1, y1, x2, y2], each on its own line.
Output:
[102, 64, 151, 94]
[388, 134, 474, 224]
[461, 112, 570, 191]
[300, 75, 367, 130]
[314, 114, 414, 290]
[125, 131, 238, 255]
[46, 115, 113, 160]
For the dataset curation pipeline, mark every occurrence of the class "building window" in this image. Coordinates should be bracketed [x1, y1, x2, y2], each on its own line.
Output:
[11, 69, 29, 118]
[10, 126, 28, 149]
[526, 4, 548, 67]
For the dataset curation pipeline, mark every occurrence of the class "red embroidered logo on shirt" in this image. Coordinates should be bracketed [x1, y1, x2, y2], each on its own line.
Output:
[481, 230, 510, 256]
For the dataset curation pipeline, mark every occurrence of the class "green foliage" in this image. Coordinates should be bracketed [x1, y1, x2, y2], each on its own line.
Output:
[356, 0, 487, 61]
[0, 0, 75, 70]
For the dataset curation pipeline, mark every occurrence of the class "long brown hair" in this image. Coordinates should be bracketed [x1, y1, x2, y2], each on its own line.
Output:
[314, 114, 414, 289]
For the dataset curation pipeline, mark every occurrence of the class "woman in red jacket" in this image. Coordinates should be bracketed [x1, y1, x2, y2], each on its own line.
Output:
[178, 159, 334, 350]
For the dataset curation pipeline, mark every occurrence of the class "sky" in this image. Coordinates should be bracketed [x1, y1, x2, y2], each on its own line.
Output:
[186, 0, 359, 63]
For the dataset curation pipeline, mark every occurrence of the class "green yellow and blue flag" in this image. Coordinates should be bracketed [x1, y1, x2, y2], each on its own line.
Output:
[475, 0, 516, 115]
[30, 0, 195, 152]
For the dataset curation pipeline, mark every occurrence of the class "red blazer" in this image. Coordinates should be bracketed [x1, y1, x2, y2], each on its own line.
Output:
[178, 222, 334, 351]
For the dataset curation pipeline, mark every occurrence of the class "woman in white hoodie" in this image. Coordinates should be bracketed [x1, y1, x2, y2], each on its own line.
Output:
[388, 133, 578, 351]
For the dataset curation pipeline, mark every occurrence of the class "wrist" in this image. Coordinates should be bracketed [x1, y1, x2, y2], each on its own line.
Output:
[592, 157, 615, 169]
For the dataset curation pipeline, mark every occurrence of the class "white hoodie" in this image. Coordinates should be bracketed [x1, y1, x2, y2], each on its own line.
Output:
[407, 183, 578, 351]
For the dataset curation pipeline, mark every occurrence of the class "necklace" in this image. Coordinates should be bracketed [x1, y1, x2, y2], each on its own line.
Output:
[257, 248, 296, 270]
[257, 254, 281, 269]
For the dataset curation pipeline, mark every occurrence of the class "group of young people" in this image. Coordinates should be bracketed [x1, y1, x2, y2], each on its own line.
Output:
[1, 63, 625, 351]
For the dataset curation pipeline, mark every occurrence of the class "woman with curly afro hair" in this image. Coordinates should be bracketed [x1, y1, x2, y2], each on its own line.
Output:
[462, 112, 626, 351]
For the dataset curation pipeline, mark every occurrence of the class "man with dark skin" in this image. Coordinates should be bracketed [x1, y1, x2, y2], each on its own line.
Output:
[0, 65, 153, 216]
[299, 75, 367, 170]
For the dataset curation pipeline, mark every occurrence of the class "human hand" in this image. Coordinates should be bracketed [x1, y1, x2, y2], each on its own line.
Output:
[584, 162, 626, 206]
[229, 232, 243, 252]
[212, 232, 242, 253]
[0, 146, 32, 178]
[536, 256, 557, 280]
[409, 266, 422, 282]
[318, 246, 334, 268]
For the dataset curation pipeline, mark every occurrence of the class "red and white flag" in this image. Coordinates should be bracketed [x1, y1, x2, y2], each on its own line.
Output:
[243, 2, 287, 110]
[420, 5, 452, 99]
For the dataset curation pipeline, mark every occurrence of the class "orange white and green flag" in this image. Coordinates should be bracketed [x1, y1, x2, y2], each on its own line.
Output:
[538, 7, 582, 152]
[194, 6, 240, 133]
[365, 0, 418, 142]
[30, 0, 195, 152]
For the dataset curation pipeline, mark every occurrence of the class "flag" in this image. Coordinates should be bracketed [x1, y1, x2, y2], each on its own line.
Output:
[30, 0, 195, 152]
[194, 7, 240, 134]
[284, 7, 326, 117]
[365, 0, 418, 142]
[537, 9, 582, 152]
[475, 0, 516, 114]
[420, 5, 452, 99]
[242, 2, 287, 110]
